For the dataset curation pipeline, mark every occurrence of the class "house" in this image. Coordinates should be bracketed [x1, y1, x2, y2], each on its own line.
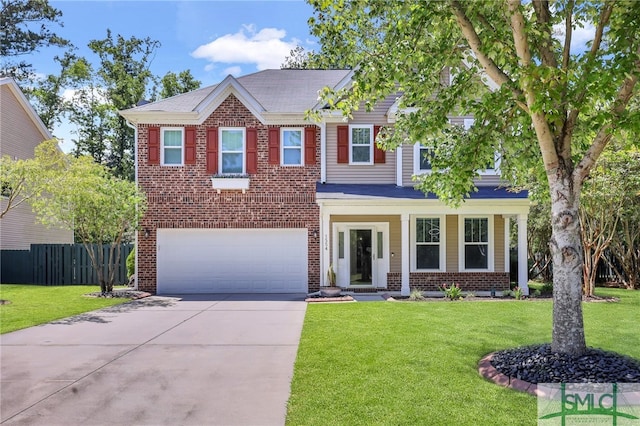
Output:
[0, 78, 74, 251]
[119, 69, 529, 296]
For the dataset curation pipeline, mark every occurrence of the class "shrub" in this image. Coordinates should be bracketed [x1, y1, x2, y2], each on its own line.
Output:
[439, 283, 463, 300]
[409, 288, 425, 301]
[126, 248, 135, 278]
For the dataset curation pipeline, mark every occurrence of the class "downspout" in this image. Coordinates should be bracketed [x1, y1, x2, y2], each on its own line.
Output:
[125, 119, 139, 290]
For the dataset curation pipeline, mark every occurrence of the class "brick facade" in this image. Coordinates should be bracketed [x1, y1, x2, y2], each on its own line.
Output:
[386, 272, 510, 292]
[137, 95, 320, 293]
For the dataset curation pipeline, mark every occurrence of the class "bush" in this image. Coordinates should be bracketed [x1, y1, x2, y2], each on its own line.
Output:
[439, 283, 463, 300]
[126, 248, 135, 278]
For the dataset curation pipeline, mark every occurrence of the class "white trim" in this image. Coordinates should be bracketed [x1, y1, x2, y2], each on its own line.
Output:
[219, 127, 246, 175]
[504, 216, 511, 274]
[195, 75, 266, 124]
[458, 215, 494, 272]
[160, 127, 184, 166]
[400, 213, 410, 296]
[410, 215, 446, 272]
[349, 124, 374, 165]
[280, 127, 304, 166]
[320, 121, 327, 183]
[517, 214, 529, 295]
[413, 143, 432, 175]
[395, 146, 403, 186]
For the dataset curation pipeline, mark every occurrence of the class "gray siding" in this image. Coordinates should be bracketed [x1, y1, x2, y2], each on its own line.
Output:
[0, 83, 74, 250]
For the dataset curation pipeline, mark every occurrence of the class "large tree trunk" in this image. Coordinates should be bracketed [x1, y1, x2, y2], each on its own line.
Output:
[549, 176, 586, 355]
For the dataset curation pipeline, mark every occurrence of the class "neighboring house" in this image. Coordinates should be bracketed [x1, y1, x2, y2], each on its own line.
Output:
[120, 69, 529, 296]
[0, 78, 74, 250]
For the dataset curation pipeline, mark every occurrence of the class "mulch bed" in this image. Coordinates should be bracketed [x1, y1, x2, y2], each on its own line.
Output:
[84, 289, 151, 299]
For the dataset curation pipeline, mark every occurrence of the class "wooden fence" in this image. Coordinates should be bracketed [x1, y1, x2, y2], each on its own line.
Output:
[0, 243, 133, 285]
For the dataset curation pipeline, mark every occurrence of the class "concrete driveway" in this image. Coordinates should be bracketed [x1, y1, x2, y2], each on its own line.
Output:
[0, 294, 307, 426]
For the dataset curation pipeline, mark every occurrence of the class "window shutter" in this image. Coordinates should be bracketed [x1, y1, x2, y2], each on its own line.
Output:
[373, 125, 385, 164]
[185, 127, 196, 165]
[268, 127, 280, 165]
[206, 127, 218, 174]
[148, 127, 160, 165]
[246, 128, 258, 174]
[337, 125, 349, 164]
[304, 127, 316, 165]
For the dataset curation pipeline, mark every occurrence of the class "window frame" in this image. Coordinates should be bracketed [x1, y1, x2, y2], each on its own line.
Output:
[280, 127, 304, 166]
[349, 124, 374, 165]
[413, 143, 434, 175]
[411, 215, 446, 272]
[219, 127, 246, 175]
[458, 215, 494, 272]
[161, 127, 184, 166]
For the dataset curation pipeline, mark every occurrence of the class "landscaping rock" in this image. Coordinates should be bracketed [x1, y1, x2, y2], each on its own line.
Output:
[490, 344, 640, 384]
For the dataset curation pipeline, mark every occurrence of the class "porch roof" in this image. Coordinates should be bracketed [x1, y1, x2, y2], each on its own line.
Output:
[315, 183, 528, 200]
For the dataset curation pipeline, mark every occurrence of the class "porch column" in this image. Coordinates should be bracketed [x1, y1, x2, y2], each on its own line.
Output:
[517, 213, 529, 295]
[503, 216, 510, 275]
[401, 213, 410, 296]
[320, 210, 331, 287]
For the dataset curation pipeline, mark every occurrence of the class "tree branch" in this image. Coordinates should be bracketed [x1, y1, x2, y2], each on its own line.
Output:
[532, 0, 558, 68]
[561, 0, 574, 70]
[562, 2, 614, 154]
[449, 0, 528, 111]
[574, 48, 640, 184]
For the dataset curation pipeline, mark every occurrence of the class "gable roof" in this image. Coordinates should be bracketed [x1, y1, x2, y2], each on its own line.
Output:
[0, 77, 52, 140]
[120, 69, 352, 125]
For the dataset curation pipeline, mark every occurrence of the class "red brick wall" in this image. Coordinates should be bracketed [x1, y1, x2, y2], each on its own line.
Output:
[137, 94, 320, 293]
[386, 272, 510, 292]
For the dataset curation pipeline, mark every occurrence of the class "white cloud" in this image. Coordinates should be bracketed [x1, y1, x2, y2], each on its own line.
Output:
[224, 66, 242, 76]
[191, 25, 298, 71]
[554, 21, 595, 53]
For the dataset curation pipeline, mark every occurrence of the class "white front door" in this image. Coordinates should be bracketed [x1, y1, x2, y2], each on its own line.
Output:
[333, 223, 389, 288]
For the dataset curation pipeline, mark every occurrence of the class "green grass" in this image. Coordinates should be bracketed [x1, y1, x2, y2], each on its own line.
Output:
[0, 284, 132, 334]
[286, 288, 640, 426]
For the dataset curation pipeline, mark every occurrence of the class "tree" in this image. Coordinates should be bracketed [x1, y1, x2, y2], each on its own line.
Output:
[87, 30, 160, 180]
[28, 141, 147, 293]
[308, 1, 640, 355]
[601, 146, 640, 290]
[158, 70, 201, 99]
[0, 139, 65, 219]
[0, 0, 68, 81]
[25, 50, 89, 131]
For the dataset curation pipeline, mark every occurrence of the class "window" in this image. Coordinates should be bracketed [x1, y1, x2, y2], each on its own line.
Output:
[281, 128, 303, 166]
[349, 125, 373, 164]
[220, 128, 245, 174]
[415, 217, 441, 270]
[162, 128, 183, 165]
[413, 143, 434, 174]
[461, 217, 492, 270]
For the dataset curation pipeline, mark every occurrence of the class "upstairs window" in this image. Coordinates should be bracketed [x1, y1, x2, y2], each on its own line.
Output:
[220, 128, 245, 174]
[349, 125, 373, 164]
[413, 143, 434, 174]
[161, 128, 183, 165]
[282, 128, 303, 166]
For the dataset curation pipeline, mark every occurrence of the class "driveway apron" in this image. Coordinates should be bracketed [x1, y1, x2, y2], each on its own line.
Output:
[0, 294, 307, 426]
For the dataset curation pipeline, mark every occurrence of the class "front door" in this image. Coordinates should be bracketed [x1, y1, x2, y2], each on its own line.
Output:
[334, 223, 389, 288]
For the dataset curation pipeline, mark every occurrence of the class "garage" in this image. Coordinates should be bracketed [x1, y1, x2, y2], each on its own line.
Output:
[156, 228, 308, 294]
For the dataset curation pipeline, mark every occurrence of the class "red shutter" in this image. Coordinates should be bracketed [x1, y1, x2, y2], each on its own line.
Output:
[304, 127, 317, 165]
[148, 127, 160, 165]
[185, 127, 196, 165]
[246, 128, 258, 174]
[206, 128, 218, 174]
[373, 125, 385, 164]
[268, 127, 280, 165]
[337, 125, 349, 164]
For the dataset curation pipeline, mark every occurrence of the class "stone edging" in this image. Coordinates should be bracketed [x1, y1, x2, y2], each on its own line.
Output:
[478, 353, 540, 396]
[305, 295, 355, 303]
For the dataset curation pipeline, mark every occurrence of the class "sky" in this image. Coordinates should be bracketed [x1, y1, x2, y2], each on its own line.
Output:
[25, 0, 318, 148]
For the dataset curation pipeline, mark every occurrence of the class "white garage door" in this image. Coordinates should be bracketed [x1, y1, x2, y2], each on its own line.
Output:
[156, 228, 308, 294]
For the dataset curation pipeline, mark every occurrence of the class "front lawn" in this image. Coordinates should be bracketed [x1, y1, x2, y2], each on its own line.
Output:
[286, 288, 640, 425]
[0, 284, 132, 334]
